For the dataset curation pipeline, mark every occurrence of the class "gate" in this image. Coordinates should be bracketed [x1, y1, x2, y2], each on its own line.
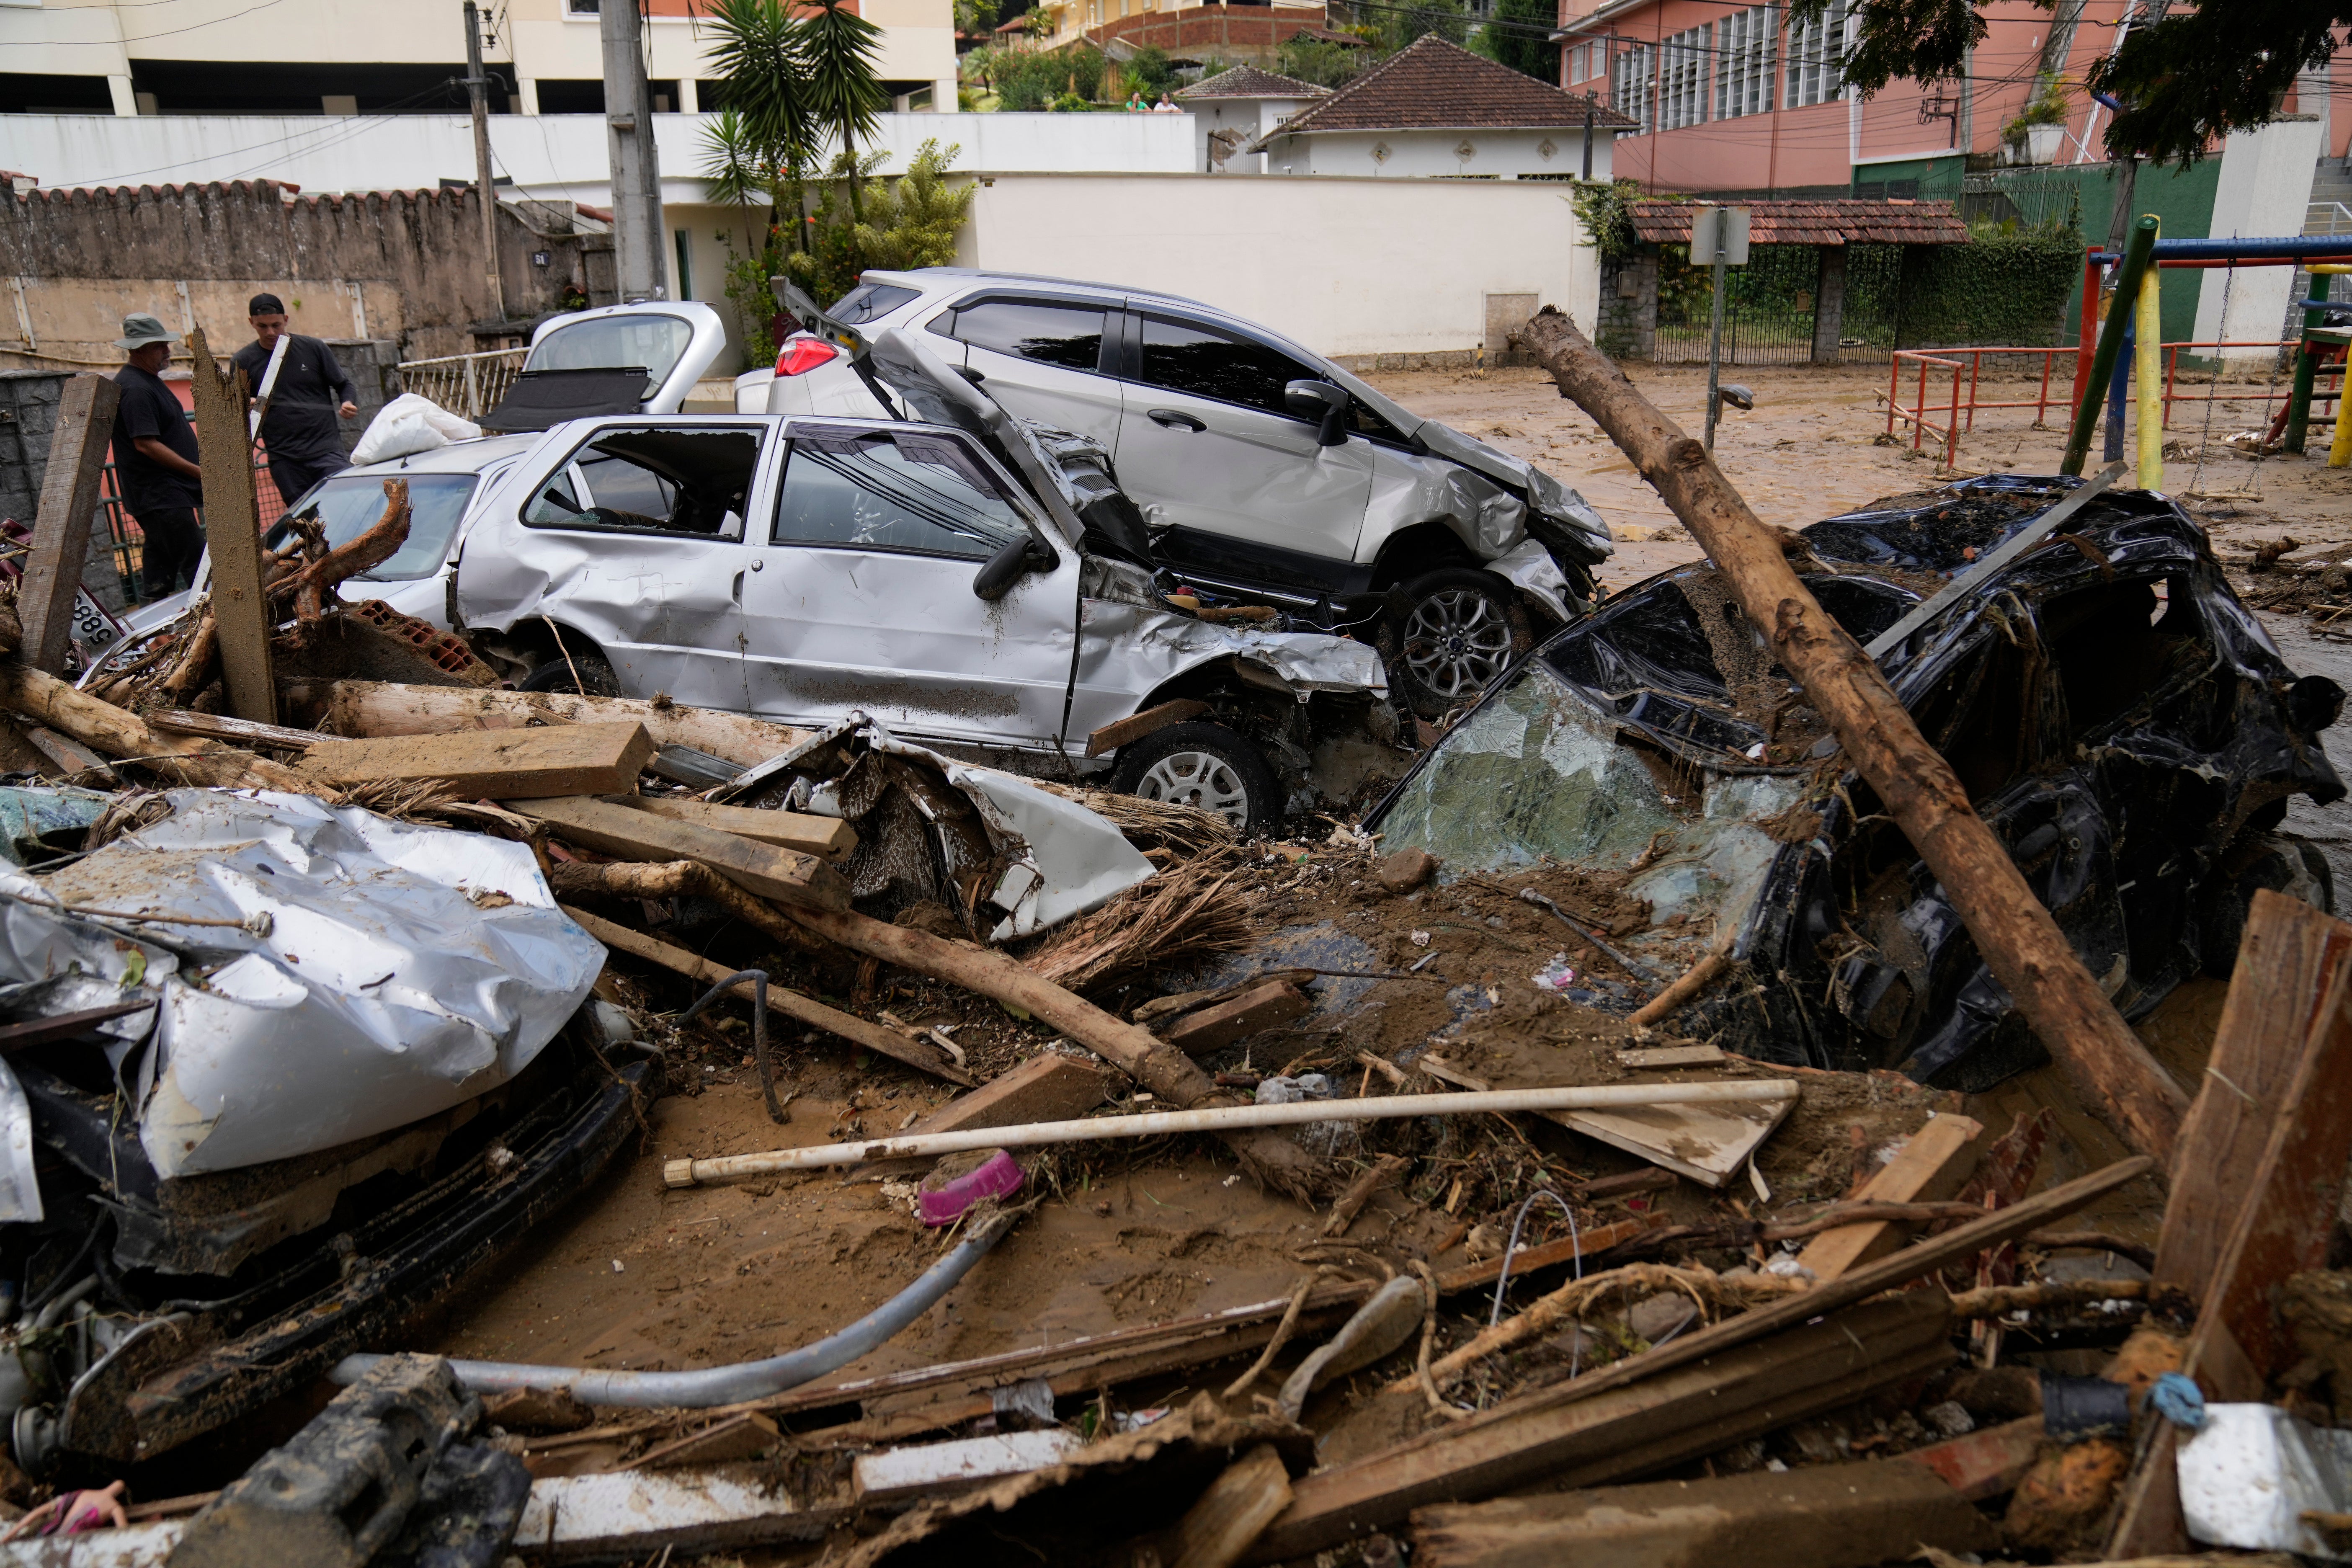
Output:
[1652, 244, 1825, 366]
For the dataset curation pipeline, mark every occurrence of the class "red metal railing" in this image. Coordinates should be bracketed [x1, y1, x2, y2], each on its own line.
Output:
[1883, 351, 1967, 469]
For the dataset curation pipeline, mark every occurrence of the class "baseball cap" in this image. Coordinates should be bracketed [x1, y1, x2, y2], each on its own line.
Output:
[113, 312, 179, 350]
[249, 292, 286, 316]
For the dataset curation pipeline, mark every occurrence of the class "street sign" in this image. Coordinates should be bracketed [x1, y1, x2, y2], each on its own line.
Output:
[1690, 205, 1751, 266]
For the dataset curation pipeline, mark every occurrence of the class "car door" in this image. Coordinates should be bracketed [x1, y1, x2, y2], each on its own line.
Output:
[488, 419, 766, 706]
[933, 294, 1126, 452]
[1112, 309, 1372, 571]
[736, 423, 1082, 749]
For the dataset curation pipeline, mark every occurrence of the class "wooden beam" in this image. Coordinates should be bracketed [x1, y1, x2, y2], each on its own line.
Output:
[619, 796, 856, 862]
[0, 663, 306, 792]
[516, 795, 846, 911]
[1795, 1113, 1983, 1282]
[282, 681, 812, 769]
[1086, 698, 1210, 758]
[302, 722, 656, 799]
[1513, 307, 2187, 1165]
[186, 328, 277, 724]
[1162, 979, 1310, 1055]
[562, 904, 971, 1085]
[1248, 1154, 2151, 1559]
[19, 372, 120, 675]
[1171, 1444, 1294, 1568]
[146, 709, 325, 751]
[908, 1052, 1112, 1136]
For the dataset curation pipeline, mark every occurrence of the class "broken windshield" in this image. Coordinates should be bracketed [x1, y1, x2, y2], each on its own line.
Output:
[1375, 659, 1807, 934]
[266, 472, 477, 580]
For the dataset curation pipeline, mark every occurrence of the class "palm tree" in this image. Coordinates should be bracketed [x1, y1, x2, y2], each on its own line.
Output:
[702, 0, 815, 163]
[800, 0, 887, 221]
[699, 106, 775, 219]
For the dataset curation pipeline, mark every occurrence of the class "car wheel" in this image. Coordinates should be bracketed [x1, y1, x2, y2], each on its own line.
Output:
[517, 651, 619, 697]
[2200, 829, 2336, 977]
[1109, 721, 1281, 837]
[1386, 568, 1530, 720]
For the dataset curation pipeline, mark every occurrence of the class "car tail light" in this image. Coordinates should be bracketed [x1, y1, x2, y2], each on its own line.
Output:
[775, 336, 839, 377]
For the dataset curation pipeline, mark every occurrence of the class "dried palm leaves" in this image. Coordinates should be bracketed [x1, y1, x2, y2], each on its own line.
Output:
[1030, 781, 1239, 857]
[1022, 848, 1253, 994]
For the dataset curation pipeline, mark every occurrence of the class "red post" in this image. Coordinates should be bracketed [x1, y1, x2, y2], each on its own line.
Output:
[1946, 361, 1962, 470]
[1914, 358, 1929, 451]
[2070, 245, 2100, 423]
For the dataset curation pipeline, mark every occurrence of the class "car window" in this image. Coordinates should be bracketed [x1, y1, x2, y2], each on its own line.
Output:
[1345, 398, 1411, 444]
[825, 282, 921, 325]
[529, 314, 695, 382]
[267, 472, 478, 581]
[948, 299, 1106, 372]
[522, 426, 759, 536]
[772, 430, 1029, 559]
[1135, 314, 1320, 419]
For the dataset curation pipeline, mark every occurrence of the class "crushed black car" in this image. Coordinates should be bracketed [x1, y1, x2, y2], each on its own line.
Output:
[1370, 474, 2346, 1091]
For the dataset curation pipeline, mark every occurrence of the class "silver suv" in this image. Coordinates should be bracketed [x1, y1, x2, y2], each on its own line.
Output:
[753, 269, 1614, 717]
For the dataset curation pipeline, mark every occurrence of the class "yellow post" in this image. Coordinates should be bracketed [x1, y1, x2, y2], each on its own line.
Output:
[2316, 265, 2352, 467]
[2135, 217, 2163, 488]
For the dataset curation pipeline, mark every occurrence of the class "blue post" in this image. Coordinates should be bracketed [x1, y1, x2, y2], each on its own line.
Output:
[2104, 320, 2135, 464]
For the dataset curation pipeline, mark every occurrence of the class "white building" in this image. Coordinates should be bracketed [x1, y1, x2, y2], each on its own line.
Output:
[1173, 64, 1328, 174]
[1250, 35, 1631, 180]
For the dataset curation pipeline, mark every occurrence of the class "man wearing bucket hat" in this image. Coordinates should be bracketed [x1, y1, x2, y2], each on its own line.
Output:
[108, 312, 206, 601]
[231, 292, 358, 510]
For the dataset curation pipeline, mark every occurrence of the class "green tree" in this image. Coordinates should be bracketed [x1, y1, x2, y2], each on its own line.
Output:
[1475, 0, 1557, 82]
[1787, 0, 2352, 166]
[1275, 34, 1372, 88]
[1126, 45, 1177, 98]
[1382, 0, 1467, 52]
[852, 140, 980, 269]
[803, 0, 890, 218]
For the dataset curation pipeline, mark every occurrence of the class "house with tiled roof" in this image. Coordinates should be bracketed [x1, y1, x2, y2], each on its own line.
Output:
[1247, 35, 1635, 180]
[1174, 65, 1330, 175]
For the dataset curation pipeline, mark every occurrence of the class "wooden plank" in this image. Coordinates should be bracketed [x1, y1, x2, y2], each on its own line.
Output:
[1795, 1112, 1984, 1282]
[1409, 1453, 1998, 1568]
[1163, 980, 1310, 1055]
[619, 796, 856, 862]
[1085, 697, 1210, 758]
[302, 722, 655, 799]
[1422, 1053, 1791, 1189]
[1616, 1043, 1726, 1069]
[1250, 1155, 2151, 1561]
[633, 1413, 778, 1470]
[186, 328, 276, 724]
[19, 372, 120, 675]
[1432, 1217, 1653, 1293]
[1251, 1294, 1958, 1562]
[518, 795, 845, 910]
[286, 680, 813, 769]
[1172, 1444, 1294, 1568]
[146, 709, 325, 751]
[21, 724, 111, 779]
[562, 904, 970, 1085]
[909, 1053, 1112, 1136]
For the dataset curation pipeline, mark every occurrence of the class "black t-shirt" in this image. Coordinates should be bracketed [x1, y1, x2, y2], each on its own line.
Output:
[231, 334, 357, 466]
[110, 364, 202, 516]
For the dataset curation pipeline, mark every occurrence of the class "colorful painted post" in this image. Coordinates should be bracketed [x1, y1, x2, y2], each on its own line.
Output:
[2135, 220, 2163, 488]
[2286, 271, 2334, 454]
[2063, 216, 2160, 477]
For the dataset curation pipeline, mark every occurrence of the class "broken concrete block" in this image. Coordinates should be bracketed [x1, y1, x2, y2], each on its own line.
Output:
[1376, 847, 1438, 893]
[1162, 980, 1310, 1055]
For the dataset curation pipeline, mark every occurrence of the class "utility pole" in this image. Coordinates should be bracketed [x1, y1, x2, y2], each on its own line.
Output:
[463, 1, 504, 323]
[1695, 204, 1749, 453]
[601, 0, 667, 301]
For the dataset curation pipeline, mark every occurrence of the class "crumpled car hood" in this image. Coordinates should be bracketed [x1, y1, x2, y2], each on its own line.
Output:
[15, 791, 601, 1179]
[1411, 420, 1613, 564]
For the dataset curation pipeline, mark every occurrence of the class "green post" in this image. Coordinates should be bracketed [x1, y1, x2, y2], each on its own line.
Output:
[2285, 273, 2334, 454]
[2062, 214, 2161, 477]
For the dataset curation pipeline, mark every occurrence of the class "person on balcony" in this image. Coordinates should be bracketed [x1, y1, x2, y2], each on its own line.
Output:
[232, 293, 359, 510]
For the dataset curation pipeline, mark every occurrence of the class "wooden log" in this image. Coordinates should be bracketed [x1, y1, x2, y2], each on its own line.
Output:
[1408, 1452, 1999, 1568]
[516, 795, 846, 911]
[20, 373, 120, 675]
[1162, 980, 1311, 1056]
[1794, 1113, 1983, 1281]
[186, 328, 277, 724]
[1250, 1294, 1957, 1563]
[283, 680, 812, 769]
[1171, 1444, 1294, 1568]
[1085, 697, 1210, 758]
[773, 901, 1337, 1201]
[302, 722, 656, 799]
[1255, 1155, 2148, 1558]
[559, 902, 971, 1085]
[1625, 947, 1730, 1028]
[0, 663, 307, 792]
[619, 796, 856, 862]
[1321, 1153, 1407, 1238]
[1511, 307, 2187, 1165]
[2105, 891, 2352, 1557]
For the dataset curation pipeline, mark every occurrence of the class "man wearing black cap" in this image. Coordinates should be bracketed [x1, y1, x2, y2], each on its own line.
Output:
[108, 311, 206, 601]
[231, 293, 359, 510]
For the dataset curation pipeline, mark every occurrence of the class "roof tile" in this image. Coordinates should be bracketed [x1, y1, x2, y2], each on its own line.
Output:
[1627, 198, 1971, 246]
[1176, 64, 1332, 101]
[1251, 34, 1635, 144]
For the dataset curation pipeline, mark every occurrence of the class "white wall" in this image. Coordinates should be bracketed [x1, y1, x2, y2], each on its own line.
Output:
[1267, 127, 1615, 182]
[953, 172, 1600, 360]
[2193, 116, 2326, 368]
[1186, 95, 1318, 175]
[0, 110, 1199, 205]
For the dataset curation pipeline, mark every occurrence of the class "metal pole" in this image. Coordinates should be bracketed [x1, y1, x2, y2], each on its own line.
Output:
[463, 2, 504, 324]
[601, 0, 667, 300]
[2062, 213, 2159, 475]
[2135, 230, 2163, 487]
[2286, 271, 2333, 454]
[1704, 217, 1727, 452]
[1582, 98, 1594, 180]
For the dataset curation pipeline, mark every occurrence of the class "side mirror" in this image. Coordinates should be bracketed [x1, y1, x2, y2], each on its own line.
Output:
[1284, 379, 1351, 447]
[973, 534, 1057, 601]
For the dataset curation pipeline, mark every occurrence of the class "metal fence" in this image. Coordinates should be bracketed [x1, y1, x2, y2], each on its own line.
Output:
[1653, 244, 1827, 365]
[393, 347, 529, 421]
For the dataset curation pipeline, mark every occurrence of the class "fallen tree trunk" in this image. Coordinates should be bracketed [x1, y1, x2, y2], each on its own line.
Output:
[0, 663, 307, 792]
[545, 859, 842, 962]
[283, 680, 814, 769]
[1512, 307, 2187, 1165]
[776, 901, 1336, 1201]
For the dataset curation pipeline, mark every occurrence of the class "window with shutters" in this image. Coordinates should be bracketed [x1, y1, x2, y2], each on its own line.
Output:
[1786, 0, 1849, 107]
[1658, 23, 1711, 131]
[1613, 42, 1653, 132]
[1714, 5, 1776, 120]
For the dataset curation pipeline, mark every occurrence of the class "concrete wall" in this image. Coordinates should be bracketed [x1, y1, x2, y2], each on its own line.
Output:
[1267, 128, 1615, 181]
[952, 173, 1600, 361]
[1186, 95, 1321, 175]
[2193, 116, 2327, 367]
[0, 180, 590, 367]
